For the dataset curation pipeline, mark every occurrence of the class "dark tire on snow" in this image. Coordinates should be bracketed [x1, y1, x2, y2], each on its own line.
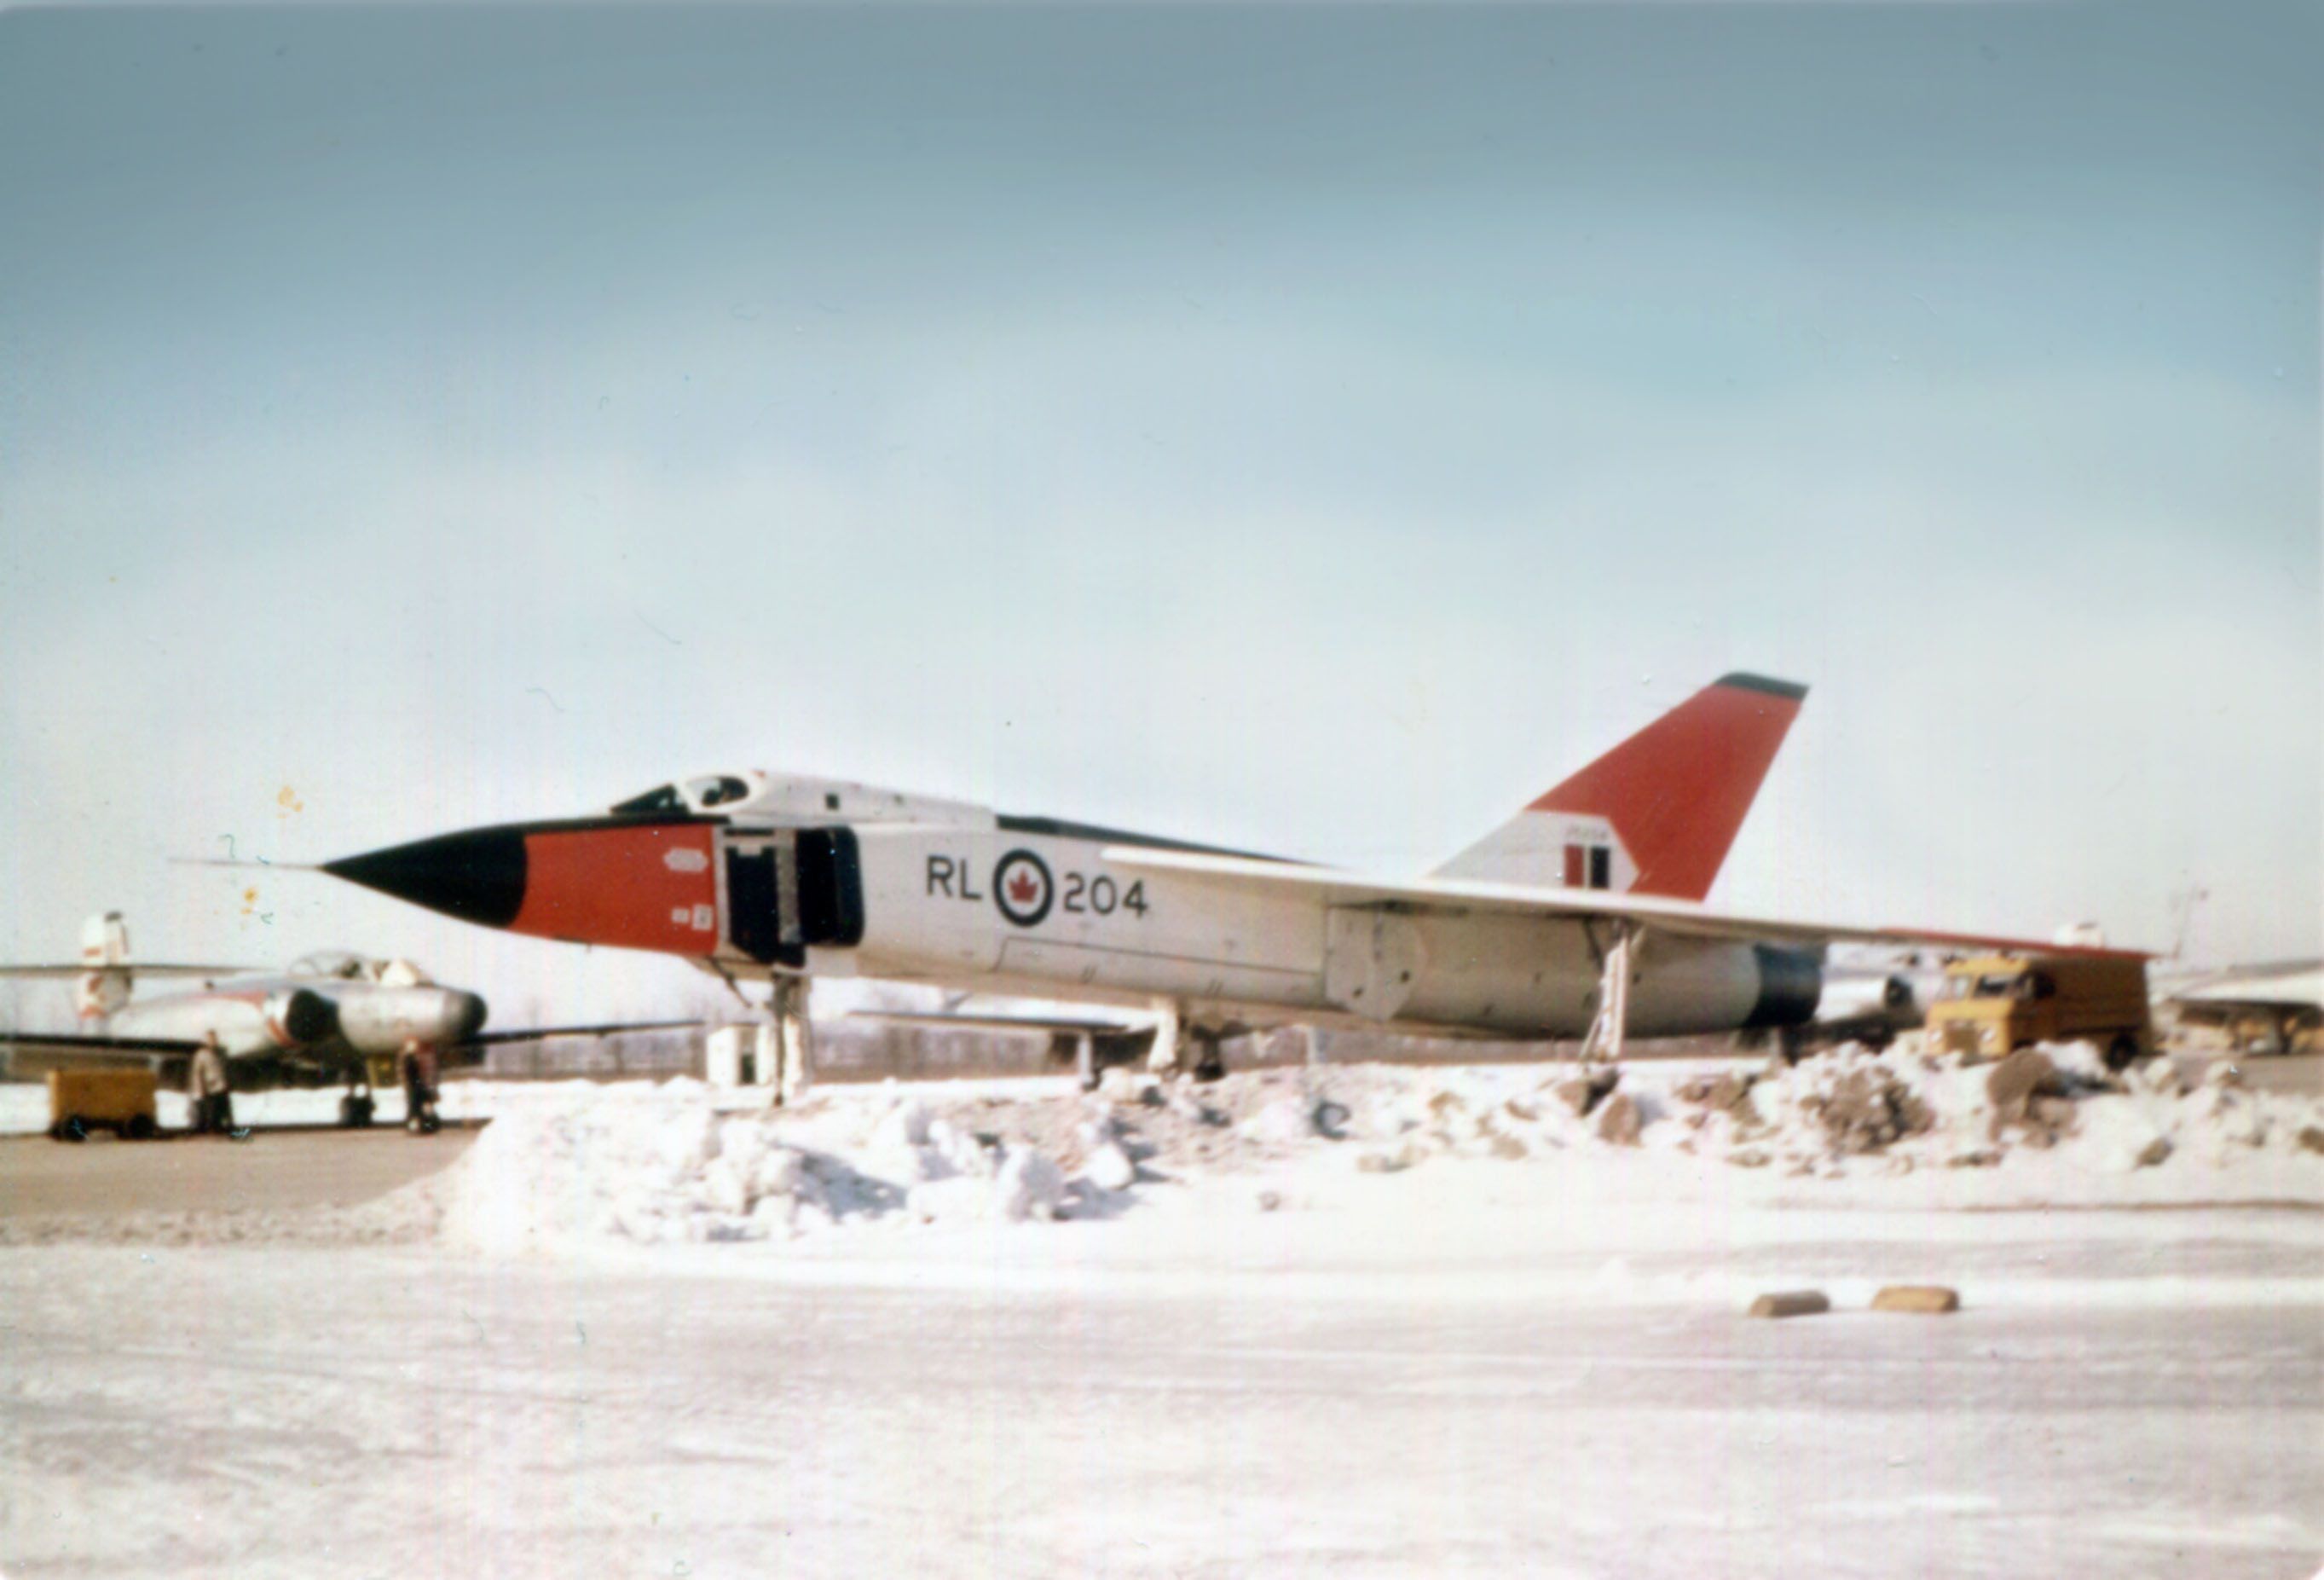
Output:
[126, 1114, 158, 1140]
[2103, 1035, 2142, 1074]
[50, 1117, 88, 1143]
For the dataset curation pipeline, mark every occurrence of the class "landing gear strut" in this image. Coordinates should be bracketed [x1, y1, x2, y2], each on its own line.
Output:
[338, 1071, 376, 1129]
[1144, 1002, 1228, 1081]
[1066, 1030, 1097, 1091]
[1189, 1027, 1228, 1084]
[771, 975, 815, 1106]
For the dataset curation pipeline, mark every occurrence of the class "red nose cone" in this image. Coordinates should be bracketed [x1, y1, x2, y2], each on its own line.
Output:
[510, 823, 720, 953]
[327, 819, 722, 958]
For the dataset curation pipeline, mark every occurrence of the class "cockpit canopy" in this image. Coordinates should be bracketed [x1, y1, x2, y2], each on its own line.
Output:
[290, 951, 369, 981]
[287, 952, 432, 987]
[610, 773, 760, 816]
[605, 770, 990, 829]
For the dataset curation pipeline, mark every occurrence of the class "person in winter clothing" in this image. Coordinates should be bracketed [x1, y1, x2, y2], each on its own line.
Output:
[188, 1031, 232, 1135]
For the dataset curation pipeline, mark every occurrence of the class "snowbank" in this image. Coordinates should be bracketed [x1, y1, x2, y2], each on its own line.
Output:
[1310, 1042, 2324, 1208]
[418, 1042, 2324, 1259]
[439, 1079, 1082, 1254]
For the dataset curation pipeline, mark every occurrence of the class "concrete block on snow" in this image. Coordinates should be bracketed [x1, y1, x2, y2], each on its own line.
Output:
[1747, 1290, 1830, 1319]
[1871, 1285, 1961, 1315]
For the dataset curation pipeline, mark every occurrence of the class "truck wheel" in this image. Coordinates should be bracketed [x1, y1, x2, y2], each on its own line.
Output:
[50, 1117, 87, 1143]
[126, 1114, 158, 1140]
[2103, 1035, 2141, 1073]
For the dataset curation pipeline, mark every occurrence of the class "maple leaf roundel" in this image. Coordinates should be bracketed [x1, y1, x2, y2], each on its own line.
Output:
[992, 849, 1055, 927]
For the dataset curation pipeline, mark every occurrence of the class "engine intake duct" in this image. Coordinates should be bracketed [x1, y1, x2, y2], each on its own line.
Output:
[263, 987, 339, 1048]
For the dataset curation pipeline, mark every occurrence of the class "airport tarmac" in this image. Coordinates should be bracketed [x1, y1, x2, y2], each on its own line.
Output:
[0, 1125, 478, 1222]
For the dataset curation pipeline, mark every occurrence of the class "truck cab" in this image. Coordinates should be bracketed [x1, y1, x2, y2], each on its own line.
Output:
[1928, 952, 2153, 1070]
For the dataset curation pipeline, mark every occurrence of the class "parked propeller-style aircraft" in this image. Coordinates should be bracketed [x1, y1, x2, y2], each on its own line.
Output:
[315, 673, 2146, 1075]
[0, 913, 697, 1124]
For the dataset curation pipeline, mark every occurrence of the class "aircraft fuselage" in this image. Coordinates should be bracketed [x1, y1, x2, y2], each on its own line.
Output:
[327, 802, 1821, 1042]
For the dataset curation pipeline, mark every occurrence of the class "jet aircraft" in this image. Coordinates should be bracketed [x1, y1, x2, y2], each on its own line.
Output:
[1, 913, 695, 1124]
[2159, 958, 2323, 1056]
[315, 674, 2146, 1074]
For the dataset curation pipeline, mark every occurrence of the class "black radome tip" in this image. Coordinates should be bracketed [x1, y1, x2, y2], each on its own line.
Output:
[322, 826, 529, 929]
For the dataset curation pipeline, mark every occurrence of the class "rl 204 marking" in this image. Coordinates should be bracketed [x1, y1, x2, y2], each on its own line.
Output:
[1061, 871, 1146, 919]
[923, 852, 1148, 929]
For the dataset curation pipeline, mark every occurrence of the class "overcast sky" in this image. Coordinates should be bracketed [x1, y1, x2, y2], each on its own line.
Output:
[1, 3, 2316, 1023]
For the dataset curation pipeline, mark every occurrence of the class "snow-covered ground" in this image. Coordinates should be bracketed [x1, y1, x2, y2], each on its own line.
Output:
[3, 1044, 2321, 1577]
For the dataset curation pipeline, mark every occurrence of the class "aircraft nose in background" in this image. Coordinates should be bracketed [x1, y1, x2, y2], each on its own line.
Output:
[323, 827, 529, 929]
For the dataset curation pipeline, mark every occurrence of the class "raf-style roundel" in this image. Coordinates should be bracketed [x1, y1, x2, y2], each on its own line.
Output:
[992, 848, 1055, 927]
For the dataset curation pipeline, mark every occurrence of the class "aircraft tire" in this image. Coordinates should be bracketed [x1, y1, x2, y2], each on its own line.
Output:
[340, 1096, 376, 1129]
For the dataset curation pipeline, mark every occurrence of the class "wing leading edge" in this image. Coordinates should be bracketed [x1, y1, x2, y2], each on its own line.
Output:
[0, 1031, 205, 1063]
[0, 964, 253, 981]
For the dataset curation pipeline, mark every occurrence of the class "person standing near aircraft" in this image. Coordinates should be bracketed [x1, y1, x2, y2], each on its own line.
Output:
[188, 1030, 231, 1135]
[399, 1038, 441, 1135]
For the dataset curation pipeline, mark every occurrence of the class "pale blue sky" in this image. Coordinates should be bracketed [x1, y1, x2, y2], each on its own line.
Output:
[1, 4, 2315, 1017]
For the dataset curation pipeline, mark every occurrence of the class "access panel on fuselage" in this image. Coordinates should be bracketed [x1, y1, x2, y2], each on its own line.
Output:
[721, 829, 865, 968]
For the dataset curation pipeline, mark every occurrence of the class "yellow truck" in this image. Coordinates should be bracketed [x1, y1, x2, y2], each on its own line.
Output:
[1928, 952, 2154, 1070]
[47, 1068, 161, 1141]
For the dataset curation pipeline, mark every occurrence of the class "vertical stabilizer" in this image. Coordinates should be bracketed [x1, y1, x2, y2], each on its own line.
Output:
[1432, 674, 1807, 901]
[75, 912, 132, 1019]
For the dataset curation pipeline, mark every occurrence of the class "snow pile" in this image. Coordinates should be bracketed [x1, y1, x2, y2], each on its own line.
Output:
[854, 1095, 1072, 1224]
[1317, 1042, 2324, 1197]
[1665, 1043, 2324, 1182]
[427, 1043, 2322, 1257]
[439, 1079, 1078, 1255]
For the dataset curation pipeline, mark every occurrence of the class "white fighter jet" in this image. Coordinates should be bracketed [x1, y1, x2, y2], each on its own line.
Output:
[315, 674, 2145, 1075]
[0, 913, 696, 1124]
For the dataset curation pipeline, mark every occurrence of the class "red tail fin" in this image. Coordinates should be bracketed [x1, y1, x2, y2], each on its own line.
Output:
[1433, 674, 1807, 901]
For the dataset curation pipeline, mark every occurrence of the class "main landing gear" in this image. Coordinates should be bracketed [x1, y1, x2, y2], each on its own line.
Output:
[338, 1072, 377, 1129]
[1144, 1002, 1229, 1082]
